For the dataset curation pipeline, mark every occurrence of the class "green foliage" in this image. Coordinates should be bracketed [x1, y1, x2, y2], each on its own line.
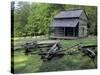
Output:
[27, 3, 64, 36]
[13, 2, 97, 37]
[14, 2, 30, 37]
[85, 6, 97, 35]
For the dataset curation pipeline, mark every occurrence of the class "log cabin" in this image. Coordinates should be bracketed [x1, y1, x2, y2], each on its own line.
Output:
[49, 9, 88, 39]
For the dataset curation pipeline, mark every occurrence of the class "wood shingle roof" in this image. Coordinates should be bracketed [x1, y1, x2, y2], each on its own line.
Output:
[50, 19, 79, 27]
[54, 9, 83, 19]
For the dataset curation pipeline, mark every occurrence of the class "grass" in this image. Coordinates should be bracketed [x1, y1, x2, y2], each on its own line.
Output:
[61, 36, 97, 48]
[11, 36, 97, 74]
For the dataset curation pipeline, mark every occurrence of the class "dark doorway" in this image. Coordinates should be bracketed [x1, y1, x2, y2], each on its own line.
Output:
[75, 25, 78, 37]
[65, 25, 78, 37]
[65, 27, 73, 36]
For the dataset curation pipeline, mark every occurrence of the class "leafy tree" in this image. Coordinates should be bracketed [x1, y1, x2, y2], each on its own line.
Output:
[27, 3, 65, 36]
[14, 1, 30, 37]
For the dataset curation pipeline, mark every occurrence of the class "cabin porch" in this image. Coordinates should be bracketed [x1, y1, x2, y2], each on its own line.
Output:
[49, 26, 79, 39]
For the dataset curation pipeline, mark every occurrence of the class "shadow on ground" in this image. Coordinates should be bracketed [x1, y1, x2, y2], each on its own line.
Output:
[13, 50, 97, 74]
[36, 54, 97, 72]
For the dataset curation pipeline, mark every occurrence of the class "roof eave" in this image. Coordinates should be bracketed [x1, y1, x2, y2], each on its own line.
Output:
[54, 17, 79, 19]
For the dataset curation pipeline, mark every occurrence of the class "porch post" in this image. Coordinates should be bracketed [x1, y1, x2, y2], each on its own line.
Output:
[64, 27, 65, 37]
[73, 27, 75, 37]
